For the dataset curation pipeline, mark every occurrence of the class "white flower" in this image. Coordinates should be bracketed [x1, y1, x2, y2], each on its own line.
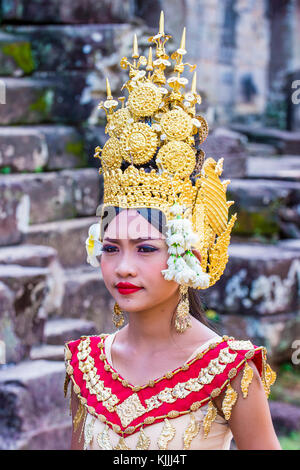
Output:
[85, 223, 103, 267]
[104, 100, 118, 109]
[170, 203, 185, 216]
[185, 92, 195, 102]
[166, 233, 185, 245]
[168, 244, 185, 256]
[153, 58, 171, 66]
[178, 77, 188, 85]
[192, 118, 201, 128]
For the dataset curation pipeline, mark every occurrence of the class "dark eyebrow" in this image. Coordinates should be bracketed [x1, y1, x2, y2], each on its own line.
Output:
[103, 237, 161, 243]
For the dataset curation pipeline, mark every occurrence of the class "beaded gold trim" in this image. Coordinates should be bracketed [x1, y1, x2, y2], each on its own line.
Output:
[64, 334, 275, 440]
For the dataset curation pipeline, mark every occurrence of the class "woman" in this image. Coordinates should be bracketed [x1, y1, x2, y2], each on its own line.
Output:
[65, 206, 281, 450]
[64, 12, 280, 450]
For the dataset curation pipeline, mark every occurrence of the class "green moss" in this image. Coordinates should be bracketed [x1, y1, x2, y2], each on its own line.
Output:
[65, 140, 87, 167]
[1, 42, 35, 74]
[0, 166, 11, 174]
[279, 431, 300, 450]
[34, 166, 44, 173]
[233, 210, 279, 238]
[205, 309, 220, 322]
[29, 90, 54, 117]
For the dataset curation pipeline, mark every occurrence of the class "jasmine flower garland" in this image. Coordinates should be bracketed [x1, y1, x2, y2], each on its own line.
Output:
[161, 202, 210, 288]
[85, 223, 103, 267]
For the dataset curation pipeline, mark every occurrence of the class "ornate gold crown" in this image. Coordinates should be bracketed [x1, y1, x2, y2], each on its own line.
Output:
[93, 11, 237, 288]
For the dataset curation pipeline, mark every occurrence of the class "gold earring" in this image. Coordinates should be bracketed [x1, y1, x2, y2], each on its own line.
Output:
[174, 285, 192, 333]
[112, 302, 125, 328]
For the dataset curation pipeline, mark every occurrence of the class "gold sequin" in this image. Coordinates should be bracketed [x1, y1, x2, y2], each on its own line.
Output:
[183, 413, 201, 449]
[114, 436, 131, 450]
[157, 418, 176, 450]
[136, 427, 151, 450]
[83, 416, 95, 450]
[97, 424, 114, 450]
[202, 400, 217, 438]
[115, 393, 147, 427]
[241, 362, 254, 398]
[222, 383, 238, 420]
[228, 340, 254, 351]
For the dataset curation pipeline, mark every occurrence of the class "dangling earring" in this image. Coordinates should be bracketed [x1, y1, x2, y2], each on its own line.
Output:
[174, 285, 192, 333]
[112, 302, 125, 328]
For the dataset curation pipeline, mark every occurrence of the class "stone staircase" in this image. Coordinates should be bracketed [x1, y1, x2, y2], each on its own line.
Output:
[0, 0, 300, 449]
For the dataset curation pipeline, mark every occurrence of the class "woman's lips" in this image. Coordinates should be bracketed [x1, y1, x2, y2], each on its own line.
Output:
[116, 283, 143, 295]
[117, 287, 143, 295]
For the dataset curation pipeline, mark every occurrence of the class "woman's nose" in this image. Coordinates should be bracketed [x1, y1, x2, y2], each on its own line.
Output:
[114, 251, 137, 277]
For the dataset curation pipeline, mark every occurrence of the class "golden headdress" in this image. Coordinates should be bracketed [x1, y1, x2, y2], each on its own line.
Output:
[86, 11, 237, 290]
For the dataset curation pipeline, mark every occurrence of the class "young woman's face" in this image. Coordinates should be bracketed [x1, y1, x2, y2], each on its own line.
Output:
[99, 209, 179, 312]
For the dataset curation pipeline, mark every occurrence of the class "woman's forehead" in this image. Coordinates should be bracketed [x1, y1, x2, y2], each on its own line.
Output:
[104, 209, 165, 240]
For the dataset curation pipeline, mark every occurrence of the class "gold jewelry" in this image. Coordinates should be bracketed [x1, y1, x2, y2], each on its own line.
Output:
[112, 302, 125, 328]
[174, 285, 191, 333]
[90, 11, 237, 290]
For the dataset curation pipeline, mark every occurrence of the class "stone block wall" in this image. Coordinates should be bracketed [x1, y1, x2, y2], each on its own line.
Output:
[0, 0, 299, 450]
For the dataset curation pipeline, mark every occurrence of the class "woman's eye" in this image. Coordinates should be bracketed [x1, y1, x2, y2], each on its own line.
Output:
[138, 246, 157, 253]
[102, 245, 157, 253]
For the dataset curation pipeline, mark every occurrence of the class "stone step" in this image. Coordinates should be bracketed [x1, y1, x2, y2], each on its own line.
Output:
[0, 31, 34, 76]
[0, 244, 57, 267]
[244, 141, 280, 157]
[60, 266, 115, 334]
[230, 124, 300, 155]
[200, 127, 248, 179]
[202, 241, 300, 362]
[44, 317, 98, 345]
[1, 24, 132, 75]
[1, 0, 136, 24]
[246, 155, 300, 181]
[0, 124, 105, 173]
[0, 75, 94, 124]
[0, 359, 71, 450]
[23, 216, 98, 268]
[0, 168, 101, 246]
[227, 178, 300, 239]
[29, 344, 65, 361]
[203, 241, 300, 317]
[0, 265, 49, 363]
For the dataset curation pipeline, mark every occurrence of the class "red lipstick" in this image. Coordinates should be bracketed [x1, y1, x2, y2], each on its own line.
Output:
[116, 282, 143, 295]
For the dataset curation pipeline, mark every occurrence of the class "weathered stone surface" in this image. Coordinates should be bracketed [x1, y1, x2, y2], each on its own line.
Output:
[246, 155, 300, 181]
[269, 401, 300, 434]
[245, 142, 279, 157]
[0, 244, 57, 268]
[3, 24, 132, 73]
[1, 0, 136, 24]
[0, 31, 34, 76]
[24, 217, 98, 268]
[230, 124, 300, 155]
[0, 125, 87, 172]
[0, 126, 48, 172]
[44, 317, 98, 345]
[201, 127, 248, 178]
[0, 265, 49, 361]
[202, 242, 300, 316]
[215, 310, 300, 363]
[228, 178, 300, 238]
[0, 75, 94, 125]
[61, 268, 115, 333]
[0, 169, 100, 236]
[0, 281, 23, 364]
[0, 360, 71, 450]
[30, 344, 65, 361]
[41, 125, 87, 170]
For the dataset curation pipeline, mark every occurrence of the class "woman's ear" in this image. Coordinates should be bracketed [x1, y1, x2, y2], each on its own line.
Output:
[191, 249, 202, 264]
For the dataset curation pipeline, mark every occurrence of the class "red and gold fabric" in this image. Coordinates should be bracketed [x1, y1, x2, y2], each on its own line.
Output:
[64, 333, 276, 446]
